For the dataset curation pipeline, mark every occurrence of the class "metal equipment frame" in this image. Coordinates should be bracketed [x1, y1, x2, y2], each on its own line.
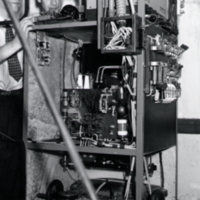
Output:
[4, 0, 178, 199]
[2, 1, 98, 200]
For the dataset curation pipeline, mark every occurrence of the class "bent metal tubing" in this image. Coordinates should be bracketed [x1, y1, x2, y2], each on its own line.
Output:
[2, 1, 98, 200]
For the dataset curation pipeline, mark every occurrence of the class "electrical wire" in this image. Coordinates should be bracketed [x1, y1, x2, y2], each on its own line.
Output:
[144, 157, 152, 195]
[104, 22, 132, 50]
[95, 181, 107, 194]
[66, 167, 79, 182]
[62, 39, 67, 89]
[121, 56, 136, 144]
[145, 14, 159, 27]
[95, 66, 104, 83]
[131, 56, 137, 139]
[124, 157, 135, 200]
[159, 152, 165, 188]
[0, 131, 16, 142]
[97, 178, 126, 183]
[128, 0, 136, 14]
[100, 66, 121, 82]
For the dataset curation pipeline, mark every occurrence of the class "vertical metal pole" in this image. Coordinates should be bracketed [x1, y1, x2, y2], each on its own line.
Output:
[136, 0, 145, 200]
[175, 102, 178, 199]
[23, 53, 29, 200]
[97, 0, 103, 49]
[2, 1, 98, 200]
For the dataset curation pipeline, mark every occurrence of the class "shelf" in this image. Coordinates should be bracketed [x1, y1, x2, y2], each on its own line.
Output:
[32, 20, 97, 43]
[27, 141, 136, 156]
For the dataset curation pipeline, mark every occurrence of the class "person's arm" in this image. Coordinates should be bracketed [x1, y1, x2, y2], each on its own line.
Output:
[0, 16, 33, 63]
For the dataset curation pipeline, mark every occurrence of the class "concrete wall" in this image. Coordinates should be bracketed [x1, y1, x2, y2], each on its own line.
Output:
[178, 0, 200, 119]
[178, 134, 200, 200]
[177, 0, 200, 199]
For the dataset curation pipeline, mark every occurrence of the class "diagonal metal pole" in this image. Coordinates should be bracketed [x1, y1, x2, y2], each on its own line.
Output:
[2, 1, 98, 200]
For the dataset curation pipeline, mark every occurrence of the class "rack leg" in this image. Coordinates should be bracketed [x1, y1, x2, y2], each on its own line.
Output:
[136, 0, 145, 199]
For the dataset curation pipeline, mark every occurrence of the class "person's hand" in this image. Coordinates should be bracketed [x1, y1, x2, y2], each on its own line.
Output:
[13, 16, 34, 45]
[20, 16, 34, 38]
[0, 16, 34, 63]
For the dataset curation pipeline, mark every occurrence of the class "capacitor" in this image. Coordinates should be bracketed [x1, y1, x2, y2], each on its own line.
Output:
[117, 119, 128, 137]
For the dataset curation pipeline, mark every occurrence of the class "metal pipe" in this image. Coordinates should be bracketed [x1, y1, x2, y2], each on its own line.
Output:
[100, 65, 121, 82]
[62, 40, 67, 89]
[128, 0, 135, 14]
[136, 0, 145, 200]
[97, 0, 103, 49]
[2, 1, 98, 200]
[108, 0, 115, 17]
[143, 157, 152, 195]
[79, 0, 83, 6]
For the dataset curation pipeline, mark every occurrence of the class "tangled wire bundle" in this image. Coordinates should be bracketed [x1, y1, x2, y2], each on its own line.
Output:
[104, 22, 132, 50]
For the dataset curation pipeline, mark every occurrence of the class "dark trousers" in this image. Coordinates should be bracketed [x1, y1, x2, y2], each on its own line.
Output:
[0, 89, 25, 200]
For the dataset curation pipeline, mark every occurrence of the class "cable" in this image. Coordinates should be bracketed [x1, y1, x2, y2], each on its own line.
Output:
[62, 39, 67, 89]
[95, 66, 104, 83]
[66, 167, 79, 182]
[128, 0, 136, 14]
[104, 23, 132, 50]
[95, 181, 107, 194]
[124, 157, 135, 200]
[144, 157, 152, 195]
[121, 56, 136, 142]
[159, 152, 165, 188]
[145, 14, 158, 27]
[100, 66, 121, 82]
[0, 131, 16, 142]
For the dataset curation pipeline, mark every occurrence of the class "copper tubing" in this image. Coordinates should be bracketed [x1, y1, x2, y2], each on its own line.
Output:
[2, 1, 98, 200]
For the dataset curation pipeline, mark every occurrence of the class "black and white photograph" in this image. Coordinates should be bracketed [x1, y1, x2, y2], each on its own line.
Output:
[0, 0, 198, 200]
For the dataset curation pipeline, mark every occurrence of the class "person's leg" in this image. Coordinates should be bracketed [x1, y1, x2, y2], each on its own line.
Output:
[0, 90, 25, 200]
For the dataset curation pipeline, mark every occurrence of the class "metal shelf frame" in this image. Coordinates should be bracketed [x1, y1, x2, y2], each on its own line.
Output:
[27, 142, 136, 156]
[21, 0, 178, 199]
[135, 1, 145, 199]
